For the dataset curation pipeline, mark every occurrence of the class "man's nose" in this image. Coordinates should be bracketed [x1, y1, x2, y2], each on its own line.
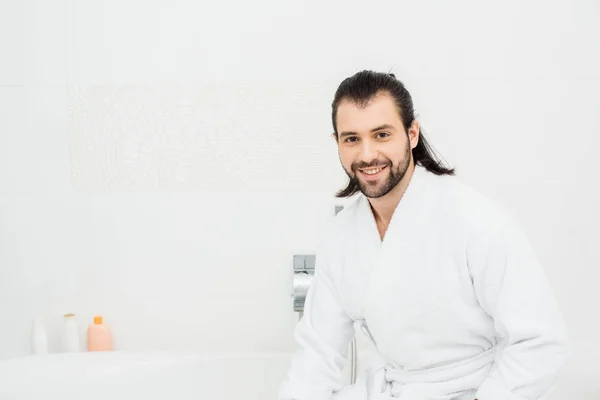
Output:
[359, 141, 378, 162]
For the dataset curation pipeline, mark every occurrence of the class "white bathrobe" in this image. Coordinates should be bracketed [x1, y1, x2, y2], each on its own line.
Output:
[279, 165, 570, 400]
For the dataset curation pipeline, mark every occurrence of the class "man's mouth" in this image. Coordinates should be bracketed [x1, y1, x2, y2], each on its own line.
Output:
[358, 166, 387, 179]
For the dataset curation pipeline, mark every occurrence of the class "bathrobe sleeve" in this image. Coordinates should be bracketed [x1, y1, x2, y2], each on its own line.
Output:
[469, 214, 571, 400]
[278, 239, 355, 400]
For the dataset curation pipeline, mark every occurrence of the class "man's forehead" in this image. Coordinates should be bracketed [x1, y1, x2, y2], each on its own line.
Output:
[337, 95, 402, 133]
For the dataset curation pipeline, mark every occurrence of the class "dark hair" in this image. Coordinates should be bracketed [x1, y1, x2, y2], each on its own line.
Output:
[331, 70, 455, 198]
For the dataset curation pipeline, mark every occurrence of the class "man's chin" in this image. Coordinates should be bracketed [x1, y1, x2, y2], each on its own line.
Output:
[358, 183, 387, 199]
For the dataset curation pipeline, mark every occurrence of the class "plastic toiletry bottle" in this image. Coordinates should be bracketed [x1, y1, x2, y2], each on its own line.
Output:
[87, 315, 112, 351]
[31, 317, 48, 355]
[62, 313, 80, 352]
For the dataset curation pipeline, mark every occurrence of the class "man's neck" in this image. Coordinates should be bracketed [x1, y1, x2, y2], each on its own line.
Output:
[368, 161, 416, 228]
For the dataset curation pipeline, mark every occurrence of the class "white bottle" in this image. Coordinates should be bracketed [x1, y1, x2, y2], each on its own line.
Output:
[31, 317, 48, 355]
[62, 313, 80, 352]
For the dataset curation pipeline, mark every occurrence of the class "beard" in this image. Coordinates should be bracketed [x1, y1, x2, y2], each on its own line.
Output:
[344, 145, 411, 199]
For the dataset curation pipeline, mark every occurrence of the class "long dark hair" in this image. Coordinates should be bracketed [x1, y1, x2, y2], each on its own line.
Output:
[331, 70, 455, 198]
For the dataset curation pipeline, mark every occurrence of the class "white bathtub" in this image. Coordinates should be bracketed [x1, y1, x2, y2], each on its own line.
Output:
[0, 351, 294, 400]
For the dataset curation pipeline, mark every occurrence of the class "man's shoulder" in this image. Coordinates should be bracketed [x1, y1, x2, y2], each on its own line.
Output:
[329, 195, 364, 230]
[314, 195, 364, 248]
[441, 174, 517, 232]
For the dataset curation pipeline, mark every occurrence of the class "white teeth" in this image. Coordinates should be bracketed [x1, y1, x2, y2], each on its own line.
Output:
[363, 168, 382, 175]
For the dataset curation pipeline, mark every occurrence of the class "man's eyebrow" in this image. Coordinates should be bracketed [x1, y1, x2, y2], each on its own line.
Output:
[339, 124, 395, 138]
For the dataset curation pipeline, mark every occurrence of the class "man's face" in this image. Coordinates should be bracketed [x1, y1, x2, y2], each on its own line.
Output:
[335, 92, 413, 199]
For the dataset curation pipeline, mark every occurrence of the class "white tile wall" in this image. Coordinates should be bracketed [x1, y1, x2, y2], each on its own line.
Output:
[1, 0, 599, 398]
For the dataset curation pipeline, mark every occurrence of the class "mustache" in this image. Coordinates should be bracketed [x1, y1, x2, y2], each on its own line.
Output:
[352, 160, 390, 171]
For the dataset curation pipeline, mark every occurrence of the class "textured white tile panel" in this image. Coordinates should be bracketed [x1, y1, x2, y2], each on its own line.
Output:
[68, 84, 346, 192]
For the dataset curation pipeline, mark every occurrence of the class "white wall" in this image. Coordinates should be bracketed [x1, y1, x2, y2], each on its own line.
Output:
[1, 0, 599, 398]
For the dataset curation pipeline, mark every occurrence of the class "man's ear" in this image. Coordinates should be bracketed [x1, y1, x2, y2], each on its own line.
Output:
[408, 120, 420, 150]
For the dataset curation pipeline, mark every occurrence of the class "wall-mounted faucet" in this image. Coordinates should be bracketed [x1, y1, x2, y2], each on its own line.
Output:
[292, 254, 315, 317]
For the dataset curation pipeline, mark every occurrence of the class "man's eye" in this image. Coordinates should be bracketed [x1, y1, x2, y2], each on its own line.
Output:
[377, 132, 390, 138]
[345, 137, 358, 143]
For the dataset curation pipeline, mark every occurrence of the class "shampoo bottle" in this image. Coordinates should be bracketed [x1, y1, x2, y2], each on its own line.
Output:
[62, 313, 80, 352]
[31, 317, 48, 355]
[87, 316, 112, 351]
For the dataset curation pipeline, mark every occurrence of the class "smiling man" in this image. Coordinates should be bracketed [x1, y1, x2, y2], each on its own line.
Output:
[279, 71, 570, 400]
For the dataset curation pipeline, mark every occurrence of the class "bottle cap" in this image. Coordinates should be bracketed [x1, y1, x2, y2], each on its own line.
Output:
[94, 316, 103, 324]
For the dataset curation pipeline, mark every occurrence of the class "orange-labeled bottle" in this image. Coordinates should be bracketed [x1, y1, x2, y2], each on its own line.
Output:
[87, 316, 112, 351]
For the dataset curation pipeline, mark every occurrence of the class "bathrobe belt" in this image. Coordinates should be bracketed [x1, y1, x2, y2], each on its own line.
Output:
[356, 320, 497, 399]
